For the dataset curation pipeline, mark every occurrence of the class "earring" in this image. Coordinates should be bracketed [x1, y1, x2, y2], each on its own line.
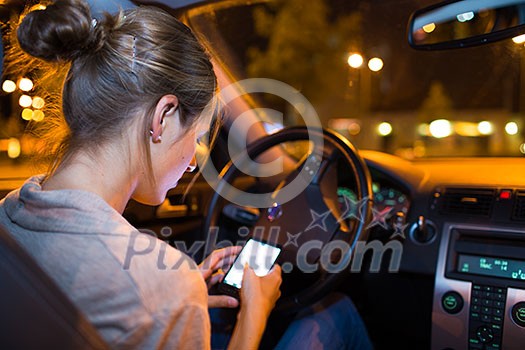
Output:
[149, 131, 162, 142]
[149, 118, 165, 142]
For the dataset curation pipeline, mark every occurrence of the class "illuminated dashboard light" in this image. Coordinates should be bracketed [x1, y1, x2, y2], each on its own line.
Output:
[505, 122, 519, 135]
[429, 119, 452, 138]
[378, 122, 393, 136]
[347, 53, 364, 68]
[477, 121, 493, 135]
[2, 80, 16, 93]
[499, 190, 512, 200]
[368, 57, 384, 72]
[422, 23, 435, 33]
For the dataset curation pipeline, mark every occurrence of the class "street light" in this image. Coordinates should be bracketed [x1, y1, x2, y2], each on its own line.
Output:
[347, 52, 384, 113]
[505, 121, 519, 135]
[368, 57, 384, 72]
[378, 122, 392, 136]
[429, 119, 452, 138]
[347, 53, 364, 68]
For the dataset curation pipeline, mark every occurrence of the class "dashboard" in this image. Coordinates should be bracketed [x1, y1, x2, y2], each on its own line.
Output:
[358, 150, 525, 350]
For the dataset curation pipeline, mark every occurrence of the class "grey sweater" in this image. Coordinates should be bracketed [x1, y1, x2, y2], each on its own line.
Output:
[0, 175, 210, 349]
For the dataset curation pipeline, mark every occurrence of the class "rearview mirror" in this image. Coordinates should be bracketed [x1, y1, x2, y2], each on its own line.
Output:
[408, 0, 525, 50]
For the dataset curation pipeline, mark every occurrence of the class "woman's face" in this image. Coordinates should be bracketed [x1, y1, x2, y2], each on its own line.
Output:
[134, 109, 212, 206]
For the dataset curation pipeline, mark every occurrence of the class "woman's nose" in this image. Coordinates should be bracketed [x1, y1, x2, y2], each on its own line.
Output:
[186, 156, 197, 172]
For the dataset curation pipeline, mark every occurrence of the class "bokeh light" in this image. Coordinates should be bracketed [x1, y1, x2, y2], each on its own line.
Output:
[429, 119, 452, 138]
[513, 34, 525, 44]
[18, 78, 34, 92]
[477, 121, 493, 135]
[32, 96, 45, 109]
[378, 122, 393, 136]
[422, 23, 435, 33]
[19, 95, 33, 108]
[21, 108, 34, 121]
[7, 138, 21, 159]
[2, 80, 16, 93]
[505, 122, 519, 135]
[368, 57, 384, 72]
[347, 53, 364, 68]
[32, 110, 45, 122]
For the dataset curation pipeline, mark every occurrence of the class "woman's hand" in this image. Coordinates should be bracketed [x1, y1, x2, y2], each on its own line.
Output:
[239, 263, 282, 319]
[198, 246, 242, 309]
[226, 264, 282, 349]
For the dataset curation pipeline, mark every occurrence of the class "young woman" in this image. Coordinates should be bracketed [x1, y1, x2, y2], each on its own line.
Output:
[0, 1, 373, 349]
[0, 1, 281, 348]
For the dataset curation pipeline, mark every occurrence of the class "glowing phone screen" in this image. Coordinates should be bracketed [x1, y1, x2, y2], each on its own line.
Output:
[223, 239, 281, 289]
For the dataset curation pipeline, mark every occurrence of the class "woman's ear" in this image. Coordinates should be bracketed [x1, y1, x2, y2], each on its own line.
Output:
[150, 94, 179, 142]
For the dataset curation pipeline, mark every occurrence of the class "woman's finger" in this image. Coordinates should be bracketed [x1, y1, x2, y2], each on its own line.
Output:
[207, 270, 225, 287]
[208, 295, 239, 309]
[199, 246, 242, 279]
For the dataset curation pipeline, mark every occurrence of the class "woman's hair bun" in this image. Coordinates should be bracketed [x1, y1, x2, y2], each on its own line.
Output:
[17, 0, 98, 62]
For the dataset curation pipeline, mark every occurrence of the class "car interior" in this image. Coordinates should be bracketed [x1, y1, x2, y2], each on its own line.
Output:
[1, 0, 525, 349]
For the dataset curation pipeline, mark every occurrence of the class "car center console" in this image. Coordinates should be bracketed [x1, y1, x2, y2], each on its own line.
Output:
[431, 223, 525, 350]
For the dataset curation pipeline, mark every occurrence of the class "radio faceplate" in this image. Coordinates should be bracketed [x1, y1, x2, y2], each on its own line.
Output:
[431, 224, 525, 350]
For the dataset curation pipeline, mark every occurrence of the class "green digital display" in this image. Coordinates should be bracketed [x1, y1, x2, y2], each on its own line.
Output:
[458, 254, 525, 281]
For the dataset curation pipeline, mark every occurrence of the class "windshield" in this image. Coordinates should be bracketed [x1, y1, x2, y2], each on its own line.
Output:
[186, 0, 525, 158]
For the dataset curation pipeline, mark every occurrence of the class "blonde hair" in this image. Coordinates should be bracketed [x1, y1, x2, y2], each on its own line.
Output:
[14, 0, 217, 178]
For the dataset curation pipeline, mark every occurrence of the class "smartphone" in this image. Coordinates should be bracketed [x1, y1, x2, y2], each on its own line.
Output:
[218, 238, 281, 299]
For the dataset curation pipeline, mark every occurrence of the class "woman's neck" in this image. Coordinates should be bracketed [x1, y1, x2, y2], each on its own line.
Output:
[42, 152, 138, 214]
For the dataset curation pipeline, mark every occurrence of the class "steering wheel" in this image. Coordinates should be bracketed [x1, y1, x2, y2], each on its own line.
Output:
[202, 126, 373, 313]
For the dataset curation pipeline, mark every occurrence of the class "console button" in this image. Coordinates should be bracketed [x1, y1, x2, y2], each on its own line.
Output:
[492, 315, 503, 324]
[511, 302, 525, 327]
[482, 299, 493, 307]
[442, 291, 463, 314]
[476, 326, 494, 343]
[494, 293, 506, 301]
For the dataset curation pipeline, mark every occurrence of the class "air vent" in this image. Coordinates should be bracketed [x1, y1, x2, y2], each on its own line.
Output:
[440, 188, 495, 217]
[512, 191, 525, 220]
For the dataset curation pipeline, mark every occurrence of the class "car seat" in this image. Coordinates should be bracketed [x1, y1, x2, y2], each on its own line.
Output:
[0, 225, 109, 349]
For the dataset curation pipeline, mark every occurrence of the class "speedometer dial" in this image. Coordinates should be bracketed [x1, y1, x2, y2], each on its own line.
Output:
[374, 188, 409, 218]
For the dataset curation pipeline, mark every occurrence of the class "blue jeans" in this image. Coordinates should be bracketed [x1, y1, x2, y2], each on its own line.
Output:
[210, 293, 373, 349]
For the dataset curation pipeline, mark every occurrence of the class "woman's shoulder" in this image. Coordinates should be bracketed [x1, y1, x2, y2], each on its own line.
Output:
[101, 230, 208, 306]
